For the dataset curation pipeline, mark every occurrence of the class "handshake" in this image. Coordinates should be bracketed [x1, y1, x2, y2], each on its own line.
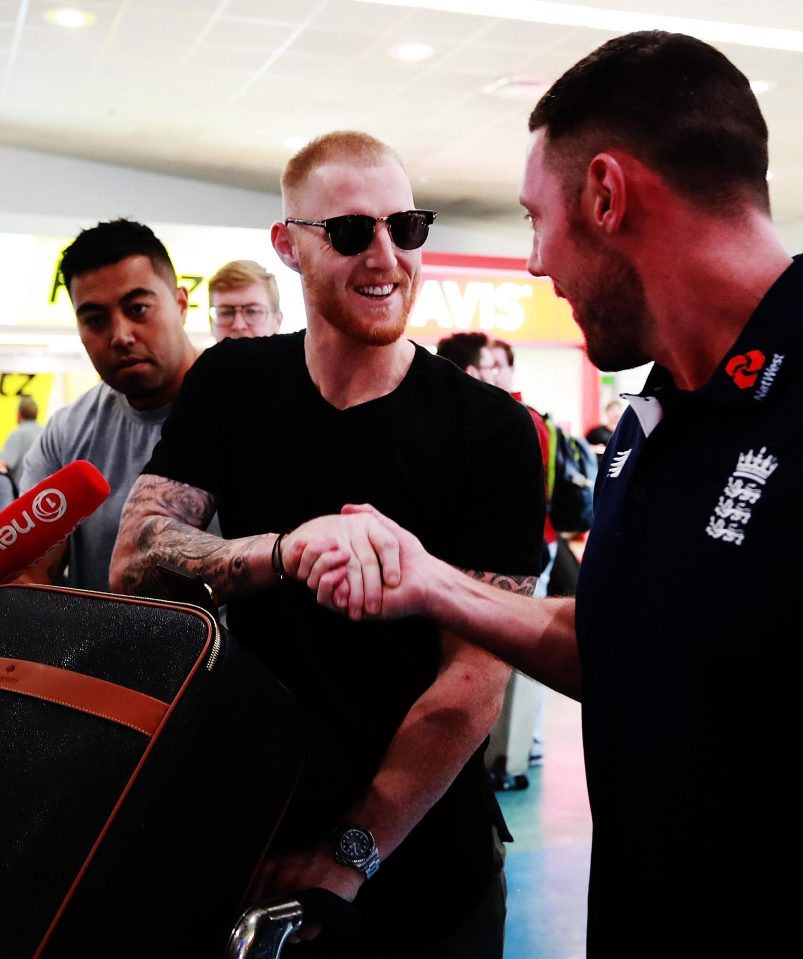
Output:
[280, 504, 570, 699]
[279, 504, 435, 622]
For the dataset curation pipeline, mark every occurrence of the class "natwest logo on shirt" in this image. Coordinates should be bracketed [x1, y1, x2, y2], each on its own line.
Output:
[725, 349, 765, 389]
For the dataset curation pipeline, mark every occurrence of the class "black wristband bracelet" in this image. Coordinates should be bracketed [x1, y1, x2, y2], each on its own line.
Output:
[272, 531, 288, 581]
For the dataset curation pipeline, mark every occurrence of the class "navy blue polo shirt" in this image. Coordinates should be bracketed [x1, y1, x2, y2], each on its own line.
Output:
[576, 255, 803, 957]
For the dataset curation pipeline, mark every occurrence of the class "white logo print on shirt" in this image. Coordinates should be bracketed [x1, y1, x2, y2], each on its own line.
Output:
[607, 449, 631, 478]
[705, 447, 778, 546]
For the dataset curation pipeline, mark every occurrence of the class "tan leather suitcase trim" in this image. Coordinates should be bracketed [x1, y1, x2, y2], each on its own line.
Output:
[0, 655, 169, 737]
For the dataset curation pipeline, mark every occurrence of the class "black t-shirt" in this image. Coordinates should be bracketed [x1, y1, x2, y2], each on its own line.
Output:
[145, 332, 545, 948]
[584, 423, 612, 447]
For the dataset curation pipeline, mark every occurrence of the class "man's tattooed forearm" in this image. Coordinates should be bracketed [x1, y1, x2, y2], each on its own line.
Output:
[127, 516, 266, 596]
[127, 476, 215, 529]
[117, 476, 266, 598]
[463, 570, 537, 596]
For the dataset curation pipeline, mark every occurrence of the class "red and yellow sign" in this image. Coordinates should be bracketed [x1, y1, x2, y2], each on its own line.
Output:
[408, 251, 582, 346]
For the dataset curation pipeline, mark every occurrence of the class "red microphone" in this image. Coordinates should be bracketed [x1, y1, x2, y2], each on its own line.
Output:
[0, 461, 111, 583]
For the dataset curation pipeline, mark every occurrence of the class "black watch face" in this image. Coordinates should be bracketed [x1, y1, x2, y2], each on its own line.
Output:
[339, 827, 373, 860]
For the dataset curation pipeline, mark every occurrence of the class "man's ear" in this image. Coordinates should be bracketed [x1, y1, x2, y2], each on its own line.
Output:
[271, 221, 302, 274]
[583, 153, 626, 235]
[176, 285, 189, 322]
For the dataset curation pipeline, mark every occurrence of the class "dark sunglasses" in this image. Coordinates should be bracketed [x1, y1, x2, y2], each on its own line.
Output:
[285, 209, 437, 256]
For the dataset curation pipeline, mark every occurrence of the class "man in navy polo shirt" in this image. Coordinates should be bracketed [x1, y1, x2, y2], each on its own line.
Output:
[292, 31, 801, 959]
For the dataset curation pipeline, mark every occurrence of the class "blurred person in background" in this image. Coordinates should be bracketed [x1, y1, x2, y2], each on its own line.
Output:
[489, 338, 554, 770]
[0, 395, 42, 493]
[435, 331, 499, 383]
[489, 339, 556, 596]
[585, 398, 624, 458]
[208, 259, 282, 341]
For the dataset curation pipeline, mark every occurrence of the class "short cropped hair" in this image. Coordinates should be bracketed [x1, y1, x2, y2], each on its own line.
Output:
[59, 218, 178, 295]
[436, 332, 489, 372]
[490, 338, 515, 368]
[208, 260, 280, 311]
[18, 396, 38, 421]
[529, 31, 770, 214]
[281, 130, 403, 198]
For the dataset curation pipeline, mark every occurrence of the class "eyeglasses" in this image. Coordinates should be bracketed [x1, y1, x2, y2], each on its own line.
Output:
[284, 210, 437, 256]
[209, 304, 273, 327]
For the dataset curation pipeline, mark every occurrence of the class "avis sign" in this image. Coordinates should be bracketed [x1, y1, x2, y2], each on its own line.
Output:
[407, 253, 582, 346]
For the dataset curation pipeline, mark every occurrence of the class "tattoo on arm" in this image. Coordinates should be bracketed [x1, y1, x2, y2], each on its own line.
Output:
[116, 476, 269, 600]
[129, 474, 215, 529]
[463, 569, 537, 597]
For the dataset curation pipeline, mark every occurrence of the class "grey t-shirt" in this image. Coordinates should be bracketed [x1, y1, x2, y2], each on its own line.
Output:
[20, 382, 220, 592]
[1, 419, 43, 489]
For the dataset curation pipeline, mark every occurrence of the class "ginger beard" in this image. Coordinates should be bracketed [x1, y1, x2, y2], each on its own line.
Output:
[300, 250, 421, 347]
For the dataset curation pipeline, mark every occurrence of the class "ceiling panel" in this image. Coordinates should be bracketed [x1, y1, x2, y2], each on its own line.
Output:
[1, 0, 802, 239]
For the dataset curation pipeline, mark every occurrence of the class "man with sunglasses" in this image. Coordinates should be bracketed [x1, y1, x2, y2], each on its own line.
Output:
[208, 259, 283, 341]
[111, 131, 545, 957]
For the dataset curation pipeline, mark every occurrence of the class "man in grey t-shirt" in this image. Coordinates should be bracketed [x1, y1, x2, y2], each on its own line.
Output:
[16, 219, 201, 591]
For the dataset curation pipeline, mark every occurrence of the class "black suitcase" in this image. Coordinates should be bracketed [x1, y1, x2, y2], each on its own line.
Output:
[0, 581, 306, 959]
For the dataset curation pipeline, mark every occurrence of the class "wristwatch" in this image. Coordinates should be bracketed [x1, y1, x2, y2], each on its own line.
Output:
[332, 824, 380, 879]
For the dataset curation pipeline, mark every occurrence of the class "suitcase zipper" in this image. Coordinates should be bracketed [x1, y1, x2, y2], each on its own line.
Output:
[8, 583, 223, 672]
[206, 622, 222, 671]
[102, 589, 222, 671]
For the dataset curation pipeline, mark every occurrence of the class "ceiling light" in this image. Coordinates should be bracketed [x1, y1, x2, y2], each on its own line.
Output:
[749, 79, 776, 95]
[357, 1, 803, 53]
[44, 7, 96, 28]
[387, 42, 435, 62]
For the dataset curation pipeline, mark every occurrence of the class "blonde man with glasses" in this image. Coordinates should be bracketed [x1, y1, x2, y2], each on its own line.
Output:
[208, 259, 282, 341]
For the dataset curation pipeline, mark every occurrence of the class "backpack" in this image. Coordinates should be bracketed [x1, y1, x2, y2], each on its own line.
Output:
[541, 413, 598, 534]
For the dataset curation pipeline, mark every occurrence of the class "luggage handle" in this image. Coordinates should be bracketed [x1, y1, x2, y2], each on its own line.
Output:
[224, 888, 362, 959]
[152, 560, 220, 619]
